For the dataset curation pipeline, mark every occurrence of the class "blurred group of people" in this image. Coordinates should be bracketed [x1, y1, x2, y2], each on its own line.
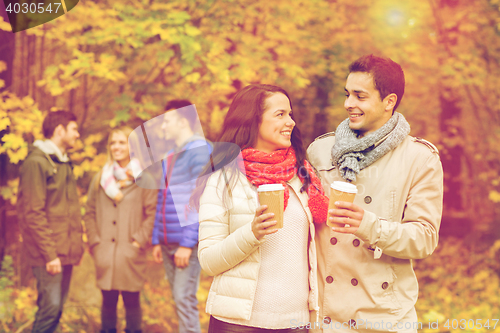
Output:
[17, 54, 443, 333]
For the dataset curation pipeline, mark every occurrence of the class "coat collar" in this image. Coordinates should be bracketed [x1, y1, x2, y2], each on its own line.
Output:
[33, 139, 69, 163]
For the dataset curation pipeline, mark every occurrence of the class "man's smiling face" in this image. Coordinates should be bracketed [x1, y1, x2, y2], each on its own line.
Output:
[344, 72, 394, 138]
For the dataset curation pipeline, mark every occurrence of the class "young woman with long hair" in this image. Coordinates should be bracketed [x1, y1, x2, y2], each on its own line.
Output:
[84, 126, 157, 333]
[191, 84, 329, 332]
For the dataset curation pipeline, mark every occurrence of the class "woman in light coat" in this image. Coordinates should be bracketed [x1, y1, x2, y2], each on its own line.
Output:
[84, 126, 157, 333]
[191, 84, 329, 333]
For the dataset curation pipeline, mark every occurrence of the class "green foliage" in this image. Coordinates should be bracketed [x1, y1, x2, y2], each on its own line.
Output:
[415, 238, 500, 332]
[0, 252, 212, 332]
[0, 93, 43, 165]
[20, 0, 370, 137]
[3, 0, 498, 228]
[1, 238, 499, 331]
[0, 256, 36, 331]
[1, 1, 499, 332]
[0, 256, 15, 305]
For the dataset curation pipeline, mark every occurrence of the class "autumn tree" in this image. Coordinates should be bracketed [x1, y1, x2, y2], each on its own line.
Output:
[1, 0, 499, 239]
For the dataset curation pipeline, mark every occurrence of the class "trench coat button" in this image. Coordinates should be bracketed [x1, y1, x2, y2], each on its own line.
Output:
[382, 282, 389, 289]
[113, 202, 117, 207]
[113, 221, 116, 225]
[364, 196, 372, 204]
[330, 237, 337, 245]
[351, 278, 358, 286]
[111, 238, 115, 242]
[353, 239, 360, 247]
[326, 276, 334, 284]
[324, 317, 332, 324]
[349, 319, 356, 327]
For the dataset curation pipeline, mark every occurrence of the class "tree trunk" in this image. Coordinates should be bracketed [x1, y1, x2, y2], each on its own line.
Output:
[438, 92, 464, 212]
[0, 2, 15, 266]
[312, 76, 332, 139]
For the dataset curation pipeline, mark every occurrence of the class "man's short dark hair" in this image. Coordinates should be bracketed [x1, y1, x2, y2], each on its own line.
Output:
[165, 99, 197, 130]
[349, 54, 405, 112]
[42, 110, 77, 138]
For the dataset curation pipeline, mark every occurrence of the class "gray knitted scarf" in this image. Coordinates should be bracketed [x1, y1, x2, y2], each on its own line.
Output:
[332, 112, 410, 182]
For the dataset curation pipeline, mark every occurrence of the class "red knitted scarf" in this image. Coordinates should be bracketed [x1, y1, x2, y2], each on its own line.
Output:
[240, 147, 328, 224]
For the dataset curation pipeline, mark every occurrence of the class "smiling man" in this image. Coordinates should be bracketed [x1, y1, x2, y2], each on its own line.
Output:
[307, 55, 444, 332]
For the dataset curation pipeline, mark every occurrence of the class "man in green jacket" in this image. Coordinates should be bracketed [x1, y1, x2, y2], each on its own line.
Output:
[17, 110, 84, 333]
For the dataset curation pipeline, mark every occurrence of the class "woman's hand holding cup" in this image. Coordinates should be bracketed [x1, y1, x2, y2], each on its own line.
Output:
[251, 205, 278, 240]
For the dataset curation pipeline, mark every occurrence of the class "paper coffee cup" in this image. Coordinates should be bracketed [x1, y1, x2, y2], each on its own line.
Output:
[257, 184, 285, 230]
[328, 181, 358, 228]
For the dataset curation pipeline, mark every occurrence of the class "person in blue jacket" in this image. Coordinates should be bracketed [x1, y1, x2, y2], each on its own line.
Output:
[151, 100, 211, 333]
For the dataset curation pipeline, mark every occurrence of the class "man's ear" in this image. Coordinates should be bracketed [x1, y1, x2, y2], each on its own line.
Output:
[179, 116, 190, 129]
[384, 93, 398, 112]
[51, 124, 65, 140]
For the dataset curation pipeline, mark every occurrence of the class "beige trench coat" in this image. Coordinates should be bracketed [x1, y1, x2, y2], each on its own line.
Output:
[84, 173, 158, 291]
[306, 134, 443, 333]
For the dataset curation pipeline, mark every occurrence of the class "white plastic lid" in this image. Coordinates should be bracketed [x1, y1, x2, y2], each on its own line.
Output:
[257, 184, 285, 192]
[330, 181, 358, 193]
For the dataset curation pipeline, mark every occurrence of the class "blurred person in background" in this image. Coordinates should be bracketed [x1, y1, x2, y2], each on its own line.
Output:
[191, 84, 329, 333]
[17, 110, 84, 333]
[84, 126, 157, 333]
[151, 100, 211, 333]
[307, 54, 443, 332]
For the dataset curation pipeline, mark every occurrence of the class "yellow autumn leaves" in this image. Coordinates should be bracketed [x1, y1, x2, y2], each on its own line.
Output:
[0, 94, 43, 164]
[415, 238, 500, 332]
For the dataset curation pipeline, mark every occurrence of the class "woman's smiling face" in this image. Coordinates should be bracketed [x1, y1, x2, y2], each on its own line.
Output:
[109, 131, 130, 165]
[254, 92, 295, 153]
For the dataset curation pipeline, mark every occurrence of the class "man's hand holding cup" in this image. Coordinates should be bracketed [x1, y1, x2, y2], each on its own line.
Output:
[329, 201, 365, 234]
[327, 181, 364, 234]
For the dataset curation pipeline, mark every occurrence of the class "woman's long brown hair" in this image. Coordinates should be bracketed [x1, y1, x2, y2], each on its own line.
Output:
[190, 84, 311, 211]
